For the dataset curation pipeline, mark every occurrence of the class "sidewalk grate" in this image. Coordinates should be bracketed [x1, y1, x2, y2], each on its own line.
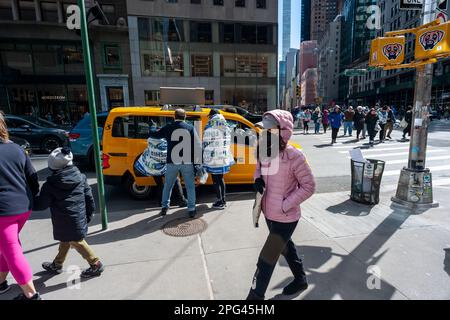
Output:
[162, 217, 208, 237]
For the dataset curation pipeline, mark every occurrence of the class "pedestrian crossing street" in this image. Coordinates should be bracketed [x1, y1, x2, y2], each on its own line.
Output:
[315, 131, 450, 191]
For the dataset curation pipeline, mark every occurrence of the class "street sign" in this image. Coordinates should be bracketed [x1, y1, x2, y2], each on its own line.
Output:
[400, 0, 424, 10]
[415, 21, 450, 61]
[369, 37, 406, 67]
[343, 69, 368, 76]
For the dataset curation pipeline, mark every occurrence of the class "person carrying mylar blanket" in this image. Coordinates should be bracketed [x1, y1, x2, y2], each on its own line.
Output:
[202, 109, 235, 210]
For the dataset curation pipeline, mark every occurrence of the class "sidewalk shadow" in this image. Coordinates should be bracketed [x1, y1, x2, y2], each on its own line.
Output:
[444, 249, 450, 277]
[326, 199, 374, 217]
[33, 270, 96, 296]
[270, 207, 411, 300]
[314, 144, 333, 148]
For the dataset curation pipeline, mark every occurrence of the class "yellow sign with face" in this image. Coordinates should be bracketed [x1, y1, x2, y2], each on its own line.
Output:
[369, 37, 406, 67]
[415, 22, 450, 61]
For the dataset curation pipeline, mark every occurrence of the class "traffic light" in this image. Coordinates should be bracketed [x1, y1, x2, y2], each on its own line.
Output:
[415, 21, 450, 61]
[369, 36, 406, 67]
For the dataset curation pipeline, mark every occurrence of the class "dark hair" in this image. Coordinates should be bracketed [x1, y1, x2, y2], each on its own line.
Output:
[209, 109, 220, 118]
[174, 108, 186, 120]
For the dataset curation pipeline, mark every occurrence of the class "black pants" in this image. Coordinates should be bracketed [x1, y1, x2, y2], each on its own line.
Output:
[154, 175, 186, 205]
[356, 128, 362, 139]
[368, 129, 376, 143]
[323, 123, 329, 133]
[403, 125, 411, 137]
[379, 123, 386, 141]
[331, 128, 339, 141]
[212, 174, 226, 202]
[303, 121, 309, 133]
[250, 219, 306, 298]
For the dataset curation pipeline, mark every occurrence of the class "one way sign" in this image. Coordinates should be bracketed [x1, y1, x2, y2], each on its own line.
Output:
[400, 0, 424, 10]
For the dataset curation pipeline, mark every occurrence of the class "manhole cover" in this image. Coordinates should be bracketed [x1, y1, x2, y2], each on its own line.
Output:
[162, 218, 208, 237]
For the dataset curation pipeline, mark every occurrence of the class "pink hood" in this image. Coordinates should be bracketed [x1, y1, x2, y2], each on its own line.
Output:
[264, 110, 294, 144]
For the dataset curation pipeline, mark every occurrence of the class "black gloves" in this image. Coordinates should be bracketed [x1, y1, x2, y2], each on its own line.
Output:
[254, 177, 265, 195]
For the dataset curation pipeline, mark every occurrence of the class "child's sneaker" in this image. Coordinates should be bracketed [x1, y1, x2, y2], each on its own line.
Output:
[13, 292, 41, 300]
[42, 262, 63, 274]
[81, 261, 104, 278]
[0, 280, 10, 294]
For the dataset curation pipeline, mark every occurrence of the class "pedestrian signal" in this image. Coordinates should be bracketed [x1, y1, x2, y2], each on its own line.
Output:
[415, 21, 450, 61]
[369, 37, 406, 67]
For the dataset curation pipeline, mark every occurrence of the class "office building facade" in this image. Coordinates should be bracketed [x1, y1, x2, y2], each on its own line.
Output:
[127, 0, 278, 113]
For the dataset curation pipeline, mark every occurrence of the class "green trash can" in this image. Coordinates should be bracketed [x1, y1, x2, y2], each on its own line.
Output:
[351, 159, 385, 205]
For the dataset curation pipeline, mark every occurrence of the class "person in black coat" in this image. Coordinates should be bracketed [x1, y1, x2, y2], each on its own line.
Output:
[402, 105, 413, 140]
[365, 108, 380, 146]
[34, 147, 104, 278]
[353, 106, 366, 141]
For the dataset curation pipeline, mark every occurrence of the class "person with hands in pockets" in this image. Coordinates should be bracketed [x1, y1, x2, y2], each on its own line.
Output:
[34, 147, 104, 278]
[247, 110, 316, 300]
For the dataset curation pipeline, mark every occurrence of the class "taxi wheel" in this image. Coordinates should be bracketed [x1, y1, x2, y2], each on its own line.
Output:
[125, 176, 152, 200]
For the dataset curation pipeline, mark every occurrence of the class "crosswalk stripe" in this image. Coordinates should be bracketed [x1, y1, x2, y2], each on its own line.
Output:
[337, 146, 410, 152]
[329, 142, 405, 148]
[344, 149, 445, 157]
[383, 165, 450, 176]
[385, 155, 450, 165]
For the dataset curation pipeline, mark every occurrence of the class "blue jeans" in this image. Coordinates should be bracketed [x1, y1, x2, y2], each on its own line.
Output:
[314, 122, 320, 134]
[162, 164, 196, 211]
[344, 121, 353, 136]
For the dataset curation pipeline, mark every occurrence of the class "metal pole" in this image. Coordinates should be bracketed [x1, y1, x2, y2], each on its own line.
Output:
[77, 0, 108, 229]
[392, 0, 439, 210]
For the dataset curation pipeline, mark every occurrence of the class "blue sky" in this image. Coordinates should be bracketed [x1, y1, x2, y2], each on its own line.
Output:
[278, 0, 301, 60]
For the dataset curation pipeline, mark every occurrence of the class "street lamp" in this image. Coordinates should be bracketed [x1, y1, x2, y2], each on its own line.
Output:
[77, 0, 109, 230]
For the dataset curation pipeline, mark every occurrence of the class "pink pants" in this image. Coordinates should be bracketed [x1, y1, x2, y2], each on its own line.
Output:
[0, 211, 33, 285]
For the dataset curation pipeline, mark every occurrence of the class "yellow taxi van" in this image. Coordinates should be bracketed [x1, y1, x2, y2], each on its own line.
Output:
[102, 106, 301, 199]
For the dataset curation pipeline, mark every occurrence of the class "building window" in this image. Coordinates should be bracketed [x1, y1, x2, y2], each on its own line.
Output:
[100, 4, 115, 25]
[18, 0, 36, 21]
[145, 90, 160, 106]
[235, 0, 245, 7]
[256, 0, 266, 9]
[205, 90, 214, 104]
[103, 44, 121, 69]
[191, 55, 212, 77]
[40, 1, 58, 22]
[213, 0, 223, 6]
[220, 23, 235, 43]
[0, 0, 13, 20]
[190, 21, 212, 42]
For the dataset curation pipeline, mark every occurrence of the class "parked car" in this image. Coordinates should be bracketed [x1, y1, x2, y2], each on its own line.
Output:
[5, 115, 69, 154]
[209, 105, 263, 124]
[101, 107, 301, 200]
[10, 135, 32, 156]
[69, 112, 109, 168]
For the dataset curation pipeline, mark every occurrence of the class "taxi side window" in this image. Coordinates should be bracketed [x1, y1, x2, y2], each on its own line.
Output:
[227, 119, 257, 146]
[112, 116, 173, 139]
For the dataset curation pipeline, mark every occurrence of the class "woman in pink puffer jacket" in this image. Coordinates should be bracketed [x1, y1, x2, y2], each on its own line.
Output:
[247, 110, 316, 300]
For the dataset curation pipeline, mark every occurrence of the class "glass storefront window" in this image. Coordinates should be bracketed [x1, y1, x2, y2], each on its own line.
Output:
[33, 44, 64, 75]
[63, 45, 84, 74]
[220, 55, 236, 77]
[0, 49, 34, 75]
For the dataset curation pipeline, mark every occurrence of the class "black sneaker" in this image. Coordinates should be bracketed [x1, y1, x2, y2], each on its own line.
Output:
[282, 277, 309, 296]
[0, 280, 10, 294]
[160, 207, 168, 217]
[81, 261, 104, 278]
[13, 292, 41, 300]
[212, 200, 226, 210]
[42, 262, 63, 274]
[188, 210, 197, 218]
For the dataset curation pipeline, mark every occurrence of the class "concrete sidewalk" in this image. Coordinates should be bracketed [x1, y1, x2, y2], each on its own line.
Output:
[1, 186, 450, 300]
